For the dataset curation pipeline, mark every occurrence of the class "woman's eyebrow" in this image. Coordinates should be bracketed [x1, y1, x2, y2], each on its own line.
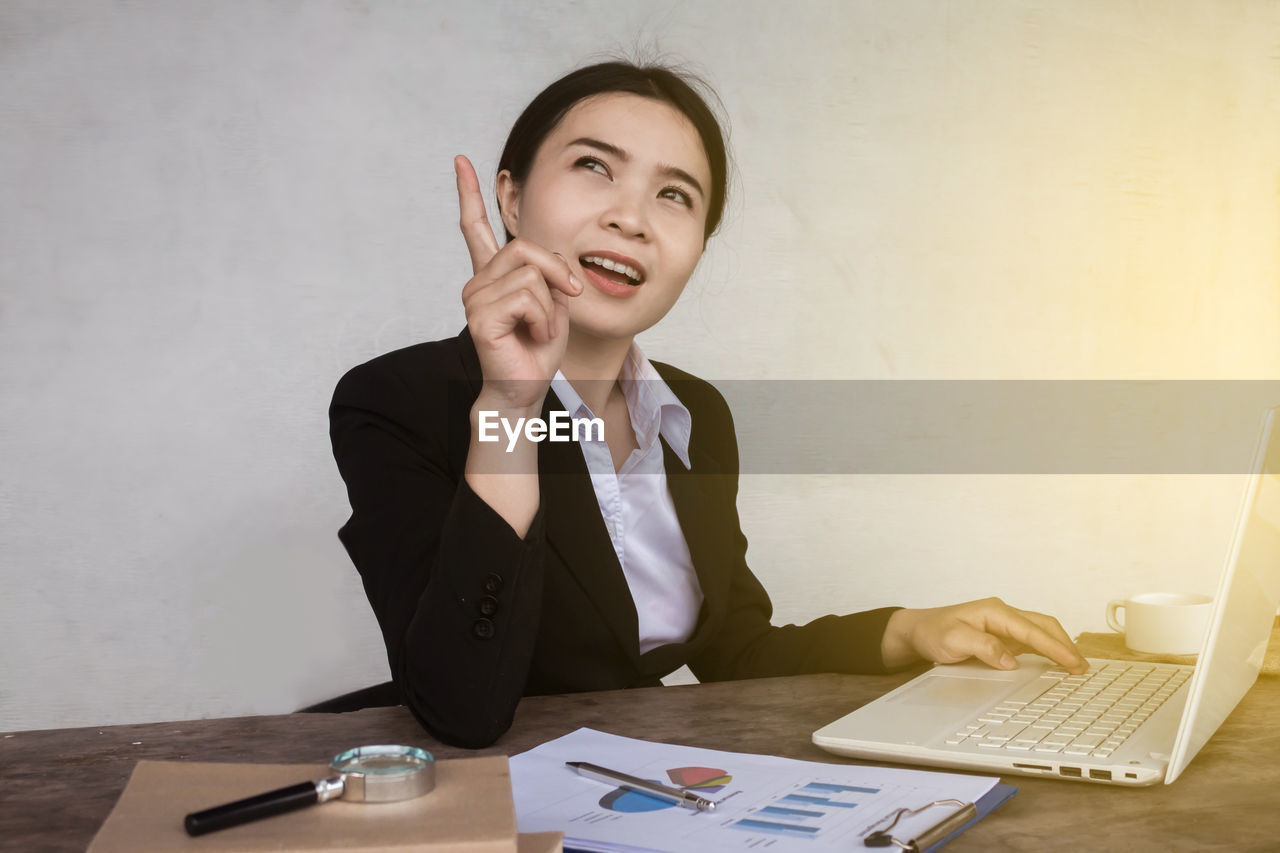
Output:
[565, 136, 705, 201]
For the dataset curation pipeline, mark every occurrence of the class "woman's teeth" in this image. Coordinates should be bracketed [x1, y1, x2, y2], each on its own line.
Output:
[581, 255, 643, 285]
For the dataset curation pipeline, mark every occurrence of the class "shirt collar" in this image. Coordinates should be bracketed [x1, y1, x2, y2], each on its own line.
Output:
[549, 343, 692, 470]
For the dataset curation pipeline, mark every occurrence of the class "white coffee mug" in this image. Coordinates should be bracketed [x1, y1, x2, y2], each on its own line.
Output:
[1105, 592, 1212, 656]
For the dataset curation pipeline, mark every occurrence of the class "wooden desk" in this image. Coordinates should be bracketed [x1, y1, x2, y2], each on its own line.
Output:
[4, 650, 1278, 851]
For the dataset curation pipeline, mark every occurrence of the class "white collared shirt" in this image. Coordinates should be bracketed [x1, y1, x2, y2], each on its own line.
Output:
[550, 346, 703, 654]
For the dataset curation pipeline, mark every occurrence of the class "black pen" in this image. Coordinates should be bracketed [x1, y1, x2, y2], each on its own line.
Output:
[566, 761, 718, 812]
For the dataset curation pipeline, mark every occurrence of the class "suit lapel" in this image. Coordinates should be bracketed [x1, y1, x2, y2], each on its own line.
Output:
[539, 391, 642, 662]
[661, 436, 732, 647]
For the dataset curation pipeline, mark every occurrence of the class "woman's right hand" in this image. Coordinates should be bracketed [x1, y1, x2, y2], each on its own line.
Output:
[455, 155, 582, 411]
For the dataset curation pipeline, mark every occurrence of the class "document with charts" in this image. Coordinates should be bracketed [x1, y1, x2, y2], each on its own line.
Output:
[510, 728, 1000, 853]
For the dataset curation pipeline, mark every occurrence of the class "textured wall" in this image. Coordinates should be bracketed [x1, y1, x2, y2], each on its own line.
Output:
[2, 0, 1277, 730]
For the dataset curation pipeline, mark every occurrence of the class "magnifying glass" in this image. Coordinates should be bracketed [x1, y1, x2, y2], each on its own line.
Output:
[184, 745, 435, 837]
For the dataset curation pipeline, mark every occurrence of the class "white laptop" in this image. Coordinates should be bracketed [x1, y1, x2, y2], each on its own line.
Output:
[814, 406, 1280, 786]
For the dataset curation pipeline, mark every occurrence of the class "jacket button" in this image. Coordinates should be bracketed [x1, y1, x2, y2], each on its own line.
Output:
[483, 573, 503, 594]
[478, 595, 499, 617]
[472, 618, 495, 640]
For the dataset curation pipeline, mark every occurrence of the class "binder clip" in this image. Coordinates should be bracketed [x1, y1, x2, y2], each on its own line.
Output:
[864, 798, 978, 852]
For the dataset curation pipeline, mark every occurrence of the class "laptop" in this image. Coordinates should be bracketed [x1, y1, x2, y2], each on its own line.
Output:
[814, 406, 1280, 786]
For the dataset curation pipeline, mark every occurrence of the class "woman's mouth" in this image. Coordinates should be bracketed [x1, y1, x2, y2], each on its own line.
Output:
[578, 254, 646, 297]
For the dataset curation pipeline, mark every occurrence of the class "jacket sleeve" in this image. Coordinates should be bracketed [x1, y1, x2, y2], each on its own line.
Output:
[683, 382, 902, 682]
[330, 358, 543, 748]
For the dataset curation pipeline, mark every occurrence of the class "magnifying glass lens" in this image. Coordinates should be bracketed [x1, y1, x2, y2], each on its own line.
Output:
[332, 745, 432, 773]
[331, 745, 435, 803]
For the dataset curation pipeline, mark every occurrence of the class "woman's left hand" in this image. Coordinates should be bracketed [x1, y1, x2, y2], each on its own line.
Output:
[880, 597, 1088, 674]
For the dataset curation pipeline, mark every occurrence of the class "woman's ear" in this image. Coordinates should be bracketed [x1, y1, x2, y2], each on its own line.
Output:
[496, 170, 520, 237]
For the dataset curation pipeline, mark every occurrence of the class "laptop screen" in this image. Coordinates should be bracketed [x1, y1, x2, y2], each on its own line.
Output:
[1167, 407, 1280, 783]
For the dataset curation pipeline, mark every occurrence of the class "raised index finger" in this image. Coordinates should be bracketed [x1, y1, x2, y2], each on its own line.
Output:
[454, 155, 501, 274]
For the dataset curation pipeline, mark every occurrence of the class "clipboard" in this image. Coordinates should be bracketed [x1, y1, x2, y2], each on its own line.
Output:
[519, 728, 1014, 853]
[862, 784, 1017, 852]
[562, 784, 1014, 853]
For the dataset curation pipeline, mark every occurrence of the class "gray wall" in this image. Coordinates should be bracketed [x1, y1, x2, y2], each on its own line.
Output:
[3, 0, 1277, 731]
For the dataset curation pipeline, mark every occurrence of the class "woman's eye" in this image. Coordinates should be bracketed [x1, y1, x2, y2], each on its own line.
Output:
[576, 156, 609, 176]
[660, 187, 693, 208]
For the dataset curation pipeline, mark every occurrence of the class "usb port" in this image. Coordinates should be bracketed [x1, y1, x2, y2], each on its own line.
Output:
[1090, 769, 1112, 781]
[1059, 766, 1082, 777]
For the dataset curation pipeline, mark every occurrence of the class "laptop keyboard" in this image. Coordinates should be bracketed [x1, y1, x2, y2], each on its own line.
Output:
[944, 662, 1191, 758]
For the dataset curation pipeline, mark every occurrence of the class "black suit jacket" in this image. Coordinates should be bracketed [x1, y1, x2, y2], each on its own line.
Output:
[330, 329, 899, 747]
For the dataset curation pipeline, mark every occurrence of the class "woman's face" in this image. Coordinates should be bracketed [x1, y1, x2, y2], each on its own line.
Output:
[498, 92, 711, 343]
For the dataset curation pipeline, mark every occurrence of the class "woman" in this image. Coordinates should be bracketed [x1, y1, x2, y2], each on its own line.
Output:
[330, 60, 1085, 748]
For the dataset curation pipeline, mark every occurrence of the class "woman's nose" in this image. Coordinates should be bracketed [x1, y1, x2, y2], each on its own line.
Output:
[601, 189, 649, 239]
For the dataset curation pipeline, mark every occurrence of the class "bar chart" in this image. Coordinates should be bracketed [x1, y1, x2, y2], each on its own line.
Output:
[730, 780, 883, 839]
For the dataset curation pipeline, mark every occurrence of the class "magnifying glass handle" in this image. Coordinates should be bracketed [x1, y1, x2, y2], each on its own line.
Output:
[184, 776, 344, 836]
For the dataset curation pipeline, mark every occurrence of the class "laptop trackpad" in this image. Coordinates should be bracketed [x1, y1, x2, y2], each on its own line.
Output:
[891, 674, 1007, 706]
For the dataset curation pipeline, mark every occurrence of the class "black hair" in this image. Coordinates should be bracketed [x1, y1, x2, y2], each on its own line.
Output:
[496, 60, 730, 244]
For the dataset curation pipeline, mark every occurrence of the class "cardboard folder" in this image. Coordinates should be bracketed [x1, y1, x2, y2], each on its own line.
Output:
[88, 755, 561, 853]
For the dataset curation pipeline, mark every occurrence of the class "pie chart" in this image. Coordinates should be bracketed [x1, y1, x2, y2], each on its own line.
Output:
[667, 766, 732, 792]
